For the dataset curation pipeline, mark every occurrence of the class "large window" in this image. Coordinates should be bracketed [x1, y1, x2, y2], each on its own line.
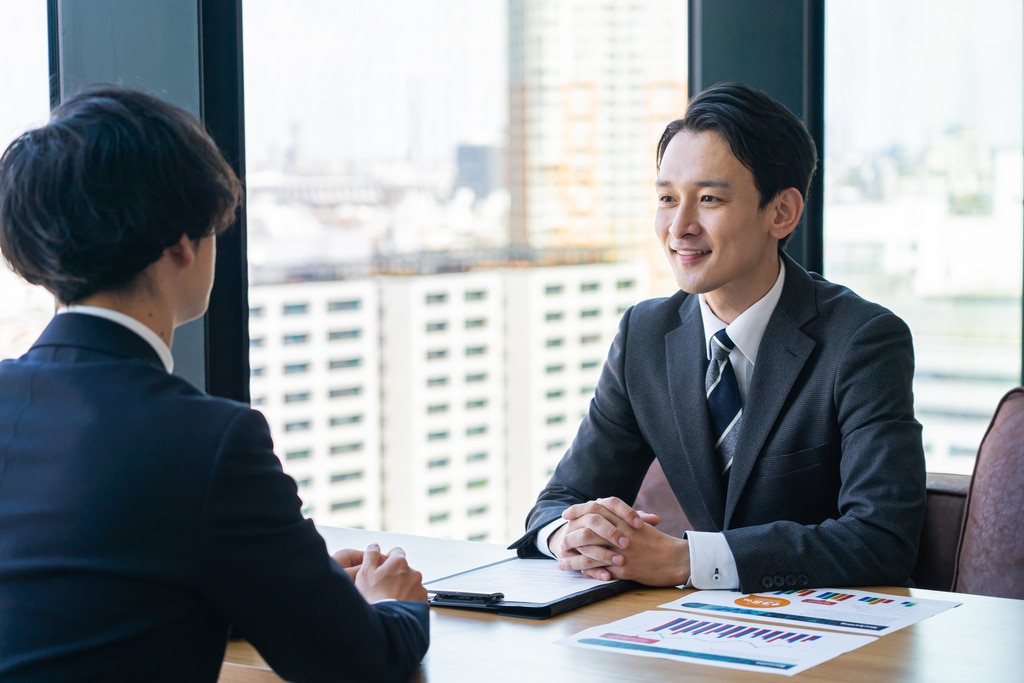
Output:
[825, 0, 1023, 473]
[0, 1, 53, 360]
[31, 0, 1023, 539]
[242, 0, 684, 540]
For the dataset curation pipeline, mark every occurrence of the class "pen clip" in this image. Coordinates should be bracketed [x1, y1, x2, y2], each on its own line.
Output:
[430, 590, 505, 606]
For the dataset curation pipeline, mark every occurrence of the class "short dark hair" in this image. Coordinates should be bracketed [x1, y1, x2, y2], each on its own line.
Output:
[0, 86, 242, 304]
[656, 81, 818, 245]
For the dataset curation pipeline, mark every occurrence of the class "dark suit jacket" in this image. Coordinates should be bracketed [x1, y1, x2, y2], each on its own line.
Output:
[512, 254, 926, 592]
[0, 313, 428, 683]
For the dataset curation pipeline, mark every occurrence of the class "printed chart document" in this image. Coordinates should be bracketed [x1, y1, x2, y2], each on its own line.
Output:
[561, 609, 875, 677]
[659, 588, 961, 636]
[424, 557, 635, 618]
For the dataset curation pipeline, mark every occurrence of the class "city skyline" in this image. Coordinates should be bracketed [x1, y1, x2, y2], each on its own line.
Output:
[1, 1, 1021, 492]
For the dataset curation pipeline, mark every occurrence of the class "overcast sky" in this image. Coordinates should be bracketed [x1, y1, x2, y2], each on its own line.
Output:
[826, 0, 1021, 159]
[0, 0, 507, 171]
[242, 0, 507, 170]
[2, 1, 1020, 171]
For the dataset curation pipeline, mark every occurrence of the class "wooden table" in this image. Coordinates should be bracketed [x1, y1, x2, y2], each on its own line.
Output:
[220, 529, 1023, 682]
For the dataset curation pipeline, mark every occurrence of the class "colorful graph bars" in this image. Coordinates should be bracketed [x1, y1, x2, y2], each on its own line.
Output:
[773, 589, 917, 607]
[859, 596, 895, 605]
[646, 617, 821, 644]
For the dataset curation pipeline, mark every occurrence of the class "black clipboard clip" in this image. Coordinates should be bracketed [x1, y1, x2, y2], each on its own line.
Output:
[430, 590, 505, 607]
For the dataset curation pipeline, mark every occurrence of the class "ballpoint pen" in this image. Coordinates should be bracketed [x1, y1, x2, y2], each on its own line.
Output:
[429, 591, 505, 606]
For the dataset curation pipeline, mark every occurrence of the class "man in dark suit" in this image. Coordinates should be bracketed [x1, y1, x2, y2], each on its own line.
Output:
[0, 87, 428, 682]
[511, 81, 926, 593]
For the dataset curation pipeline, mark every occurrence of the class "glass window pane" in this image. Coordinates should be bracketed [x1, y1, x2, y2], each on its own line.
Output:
[0, 1, 54, 360]
[243, 0, 684, 539]
[825, 0, 1023, 474]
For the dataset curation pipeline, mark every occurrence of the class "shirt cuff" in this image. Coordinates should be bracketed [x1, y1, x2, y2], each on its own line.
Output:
[686, 531, 739, 589]
[535, 517, 568, 558]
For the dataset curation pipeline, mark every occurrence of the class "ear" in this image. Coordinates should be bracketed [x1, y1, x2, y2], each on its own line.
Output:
[162, 234, 198, 270]
[768, 187, 804, 242]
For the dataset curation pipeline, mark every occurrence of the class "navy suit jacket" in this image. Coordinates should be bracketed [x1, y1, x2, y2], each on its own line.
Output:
[0, 313, 428, 682]
[512, 254, 926, 592]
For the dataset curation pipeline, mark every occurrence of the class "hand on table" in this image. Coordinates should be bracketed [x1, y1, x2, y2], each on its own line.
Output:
[343, 543, 427, 604]
[548, 496, 689, 587]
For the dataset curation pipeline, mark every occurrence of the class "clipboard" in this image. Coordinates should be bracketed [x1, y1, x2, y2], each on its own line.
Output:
[424, 557, 637, 619]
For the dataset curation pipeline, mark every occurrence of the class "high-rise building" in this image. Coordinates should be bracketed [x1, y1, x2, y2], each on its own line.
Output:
[454, 143, 506, 202]
[508, 0, 688, 293]
[379, 270, 508, 542]
[504, 262, 648, 539]
[249, 258, 646, 543]
[249, 279, 383, 529]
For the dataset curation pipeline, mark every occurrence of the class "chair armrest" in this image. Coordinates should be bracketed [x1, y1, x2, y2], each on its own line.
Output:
[912, 472, 970, 591]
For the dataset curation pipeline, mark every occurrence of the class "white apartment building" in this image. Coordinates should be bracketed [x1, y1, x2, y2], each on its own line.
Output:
[379, 271, 508, 542]
[504, 262, 648, 540]
[249, 279, 383, 530]
[250, 260, 647, 543]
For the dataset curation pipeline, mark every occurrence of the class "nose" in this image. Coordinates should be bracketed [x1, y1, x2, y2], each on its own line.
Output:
[668, 200, 698, 238]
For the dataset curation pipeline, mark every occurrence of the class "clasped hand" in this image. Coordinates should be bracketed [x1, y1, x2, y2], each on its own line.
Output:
[548, 497, 690, 587]
[332, 544, 428, 604]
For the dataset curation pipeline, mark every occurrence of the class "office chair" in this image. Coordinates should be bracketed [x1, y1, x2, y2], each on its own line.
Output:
[953, 387, 1024, 600]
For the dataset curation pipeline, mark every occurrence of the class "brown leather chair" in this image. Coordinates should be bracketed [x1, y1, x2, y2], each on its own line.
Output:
[953, 387, 1024, 599]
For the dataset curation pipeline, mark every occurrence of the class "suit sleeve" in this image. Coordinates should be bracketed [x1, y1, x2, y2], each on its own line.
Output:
[195, 408, 428, 683]
[510, 306, 656, 556]
[724, 311, 926, 592]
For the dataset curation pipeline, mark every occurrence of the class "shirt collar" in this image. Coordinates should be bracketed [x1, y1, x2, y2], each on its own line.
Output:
[699, 257, 787, 365]
[58, 305, 174, 373]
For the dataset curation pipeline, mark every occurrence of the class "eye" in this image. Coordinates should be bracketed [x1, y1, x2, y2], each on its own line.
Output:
[699, 195, 719, 203]
[658, 194, 676, 204]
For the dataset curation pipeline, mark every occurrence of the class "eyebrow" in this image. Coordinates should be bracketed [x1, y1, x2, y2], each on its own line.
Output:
[655, 178, 732, 189]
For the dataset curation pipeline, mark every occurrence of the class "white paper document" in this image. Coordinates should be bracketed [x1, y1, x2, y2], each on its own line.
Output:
[425, 557, 618, 604]
[659, 588, 961, 636]
[561, 609, 875, 676]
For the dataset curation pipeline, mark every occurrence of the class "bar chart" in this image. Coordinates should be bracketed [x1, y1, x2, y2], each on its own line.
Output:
[564, 610, 875, 676]
[660, 589, 960, 636]
[647, 616, 823, 644]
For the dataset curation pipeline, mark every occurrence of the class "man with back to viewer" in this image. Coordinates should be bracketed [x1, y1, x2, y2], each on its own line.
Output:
[511, 81, 927, 593]
[0, 86, 428, 682]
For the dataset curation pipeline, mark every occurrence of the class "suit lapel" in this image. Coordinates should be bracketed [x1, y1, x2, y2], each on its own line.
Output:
[724, 255, 818, 527]
[664, 295, 726, 529]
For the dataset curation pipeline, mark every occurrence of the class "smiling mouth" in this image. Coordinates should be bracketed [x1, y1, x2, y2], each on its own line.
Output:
[674, 248, 710, 256]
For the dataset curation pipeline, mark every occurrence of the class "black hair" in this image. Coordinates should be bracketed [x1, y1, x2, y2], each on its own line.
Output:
[656, 81, 818, 247]
[0, 86, 242, 304]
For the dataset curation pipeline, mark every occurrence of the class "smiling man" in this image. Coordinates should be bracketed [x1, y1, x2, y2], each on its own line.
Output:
[510, 81, 926, 593]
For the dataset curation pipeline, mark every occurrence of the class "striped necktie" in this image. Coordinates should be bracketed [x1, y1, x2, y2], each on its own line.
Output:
[706, 329, 742, 475]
